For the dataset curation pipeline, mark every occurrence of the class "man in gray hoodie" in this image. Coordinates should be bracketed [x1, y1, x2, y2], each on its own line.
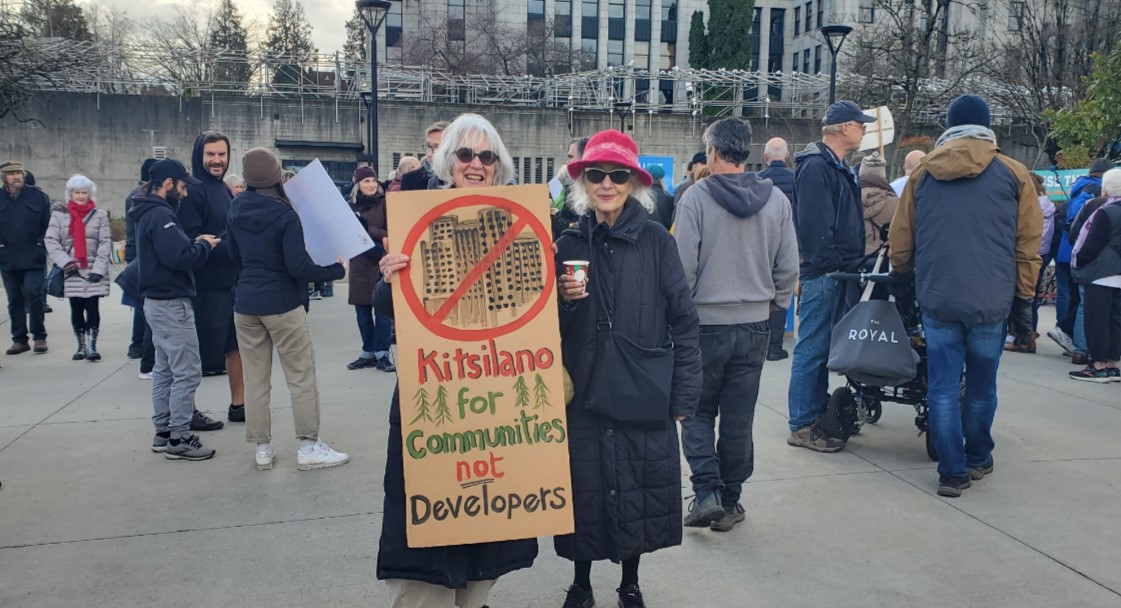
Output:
[675, 118, 800, 532]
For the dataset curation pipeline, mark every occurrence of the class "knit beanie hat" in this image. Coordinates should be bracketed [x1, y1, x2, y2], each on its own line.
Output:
[645, 164, 666, 180]
[242, 148, 283, 189]
[353, 166, 377, 183]
[859, 153, 887, 179]
[945, 95, 991, 129]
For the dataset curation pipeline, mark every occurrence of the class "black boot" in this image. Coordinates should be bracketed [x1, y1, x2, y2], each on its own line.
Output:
[86, 328, 101, 361]
[72, 330, 87, 361]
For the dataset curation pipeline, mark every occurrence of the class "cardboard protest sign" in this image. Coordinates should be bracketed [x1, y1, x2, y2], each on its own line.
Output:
[387, 184, 574, 548]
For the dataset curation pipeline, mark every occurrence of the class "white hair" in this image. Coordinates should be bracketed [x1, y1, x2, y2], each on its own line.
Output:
[764, 138, 789, 162]
[567, 170, 656, 217]
[431, 113, 515, 188]
[1101, 168, 1121, 197]
[224, 174, 245, 188]
[65, 174, 96, 200]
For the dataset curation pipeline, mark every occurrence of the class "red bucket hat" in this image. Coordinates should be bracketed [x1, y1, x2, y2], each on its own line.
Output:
[567, 131, 652, 187]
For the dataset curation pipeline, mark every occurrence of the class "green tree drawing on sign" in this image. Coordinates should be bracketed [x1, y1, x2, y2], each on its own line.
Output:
[411, 388, 432, 426]
[513, 376, 531, 408]
[433, 386, 454, 426]
[532, 374, 552, 410]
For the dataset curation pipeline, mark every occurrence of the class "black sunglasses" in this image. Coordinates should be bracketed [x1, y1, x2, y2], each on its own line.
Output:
[584, 168, 632, 185]
[454, 148, 499, 166]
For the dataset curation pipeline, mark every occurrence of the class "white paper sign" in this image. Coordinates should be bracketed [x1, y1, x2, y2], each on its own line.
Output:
[284, 159, 375, 265]
[859, 106, 895, 152]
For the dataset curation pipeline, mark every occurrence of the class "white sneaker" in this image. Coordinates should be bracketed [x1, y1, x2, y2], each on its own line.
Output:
[296, 439, 349, 471]
[1047, 327, 1075, 354]
[139, 372, 153, 380]
[255, 443, 276, 470]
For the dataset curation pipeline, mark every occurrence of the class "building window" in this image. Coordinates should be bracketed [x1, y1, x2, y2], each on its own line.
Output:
[607, 39, 623, 66]
[659, 41, 675, 69]
[661, 1, 677, 43]
[658, 79, 674, 105]
[556, 0, 573, 36]
[804, 2, 812, 32]
[792, 52, 799, 72]
[635, 0, 651, 41]
[814, 44, 822, 73]
[386, 0, 403, 48]
[608, 0, 625, 39]
[767, 8, 784, 97]
[803, 49, 810, 73]
[448, 0, 465, 41]
[582, 0, 599, 39]
[794, 6, 801, 35]
[817, 0, 823, 30]
[858, 0, 874, 23]
[1008, 1, 1024, 31]
[749, 7, 762, 71]
[635, 40, 651, 69]
[582, 38, 599, 69]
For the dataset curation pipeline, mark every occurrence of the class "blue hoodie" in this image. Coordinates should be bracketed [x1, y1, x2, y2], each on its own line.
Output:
[226, 190, 346, 316]
[178, 133, 237, 289]
[1057, 174, 1101, 263]
[129, 193, 212, 299]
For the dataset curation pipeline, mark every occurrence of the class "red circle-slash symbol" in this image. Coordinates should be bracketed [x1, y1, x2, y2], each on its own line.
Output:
[398, 194, 556, 341]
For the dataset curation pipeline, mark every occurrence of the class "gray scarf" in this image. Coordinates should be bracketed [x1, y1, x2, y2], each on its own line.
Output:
[935, 124, 998, 149]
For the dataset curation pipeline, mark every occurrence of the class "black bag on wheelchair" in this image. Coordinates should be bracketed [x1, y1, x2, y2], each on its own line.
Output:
[828, 299, 916, 387]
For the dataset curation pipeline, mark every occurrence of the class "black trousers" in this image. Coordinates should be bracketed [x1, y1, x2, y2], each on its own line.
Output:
[767, 307, 787, 353]
[68, 297, 101, 332]
[1084, 284, 1121, 362]
[191, 287, 238, 373]
[2, 268, 47, 343]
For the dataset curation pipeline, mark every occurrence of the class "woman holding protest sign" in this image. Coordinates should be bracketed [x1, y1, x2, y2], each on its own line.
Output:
[553, 131, 702, 608]
[373, 114, 538, 608]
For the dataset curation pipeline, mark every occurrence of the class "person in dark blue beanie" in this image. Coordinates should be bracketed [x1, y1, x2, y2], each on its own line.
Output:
[945, 94, 991, 129]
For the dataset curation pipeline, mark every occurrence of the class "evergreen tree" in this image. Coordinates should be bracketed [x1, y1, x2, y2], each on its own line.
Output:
[433, 386, 453, 426]
[513, 377, 531, 408]
[688, 10, 709, 69]
[264, 0, 316, 87]
[532, 374, 552, 410]
[20, 0, 93, 41]
[705, 0, 754, 69]
[343, 8, 368, 66]
[411, 388, 432, 425]
[209, 0, 251, 85]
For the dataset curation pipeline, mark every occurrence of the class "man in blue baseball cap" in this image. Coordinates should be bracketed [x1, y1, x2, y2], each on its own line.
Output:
[786, 100, 874, 453]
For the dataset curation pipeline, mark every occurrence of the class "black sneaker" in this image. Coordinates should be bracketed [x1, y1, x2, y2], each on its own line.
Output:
[321, 285, 334, 298]
[228, 404, 245, 422]
[967, 457, 994, 481]
[766, 349, 789, 361]
[165, 434, 215, 461]
[376, 356, 397, 373]
[309, 290, 322, 300]
[127, 345, 142, 359]
[617, 584, 645, 608]
[1107, 368, 1121, 383]
[190, 410, 225, 431]
[710, 502, 746, 532]
[347, 356, 378, 370]
[937, 474, 972, 498]
[683, 492, 723, 527]
[562, 584, 595, 608]
[1069, 365, 1112, 384]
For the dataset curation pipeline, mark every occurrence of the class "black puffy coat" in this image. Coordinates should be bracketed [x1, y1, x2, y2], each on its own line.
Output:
[0, 184, 51, 272]
[372, 280, 538, 588]
[553, 199, 702, 562]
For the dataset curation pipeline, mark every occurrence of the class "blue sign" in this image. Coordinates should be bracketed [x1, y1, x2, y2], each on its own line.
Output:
[639, 155, 676, 194]
[1033, 169, 1087, 202]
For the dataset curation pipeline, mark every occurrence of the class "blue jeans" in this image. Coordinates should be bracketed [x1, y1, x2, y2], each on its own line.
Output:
[787, 276, 845, 431]
[1073, 286, 1088, 355]
[355, 304, 392, 359]
[1055, 262, 1076, 331]
[923, 316, 1005, 478]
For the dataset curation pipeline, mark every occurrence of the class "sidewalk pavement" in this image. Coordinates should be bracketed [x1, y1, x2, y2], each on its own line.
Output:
[1, 286, 1120, 607]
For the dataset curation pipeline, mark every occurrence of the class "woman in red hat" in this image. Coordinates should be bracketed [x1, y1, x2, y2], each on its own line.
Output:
[554, 130, 702, 608]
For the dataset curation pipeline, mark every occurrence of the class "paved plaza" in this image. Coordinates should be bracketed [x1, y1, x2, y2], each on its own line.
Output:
[2, 285, 1120, 608]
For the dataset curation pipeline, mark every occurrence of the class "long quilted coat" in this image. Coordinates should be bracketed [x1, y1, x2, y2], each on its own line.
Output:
[553, 199, 702, 562]
[44, 206, 112, 299]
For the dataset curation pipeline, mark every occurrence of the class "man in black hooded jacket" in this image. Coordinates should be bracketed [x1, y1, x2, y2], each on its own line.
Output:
[177, 131, 243, 427]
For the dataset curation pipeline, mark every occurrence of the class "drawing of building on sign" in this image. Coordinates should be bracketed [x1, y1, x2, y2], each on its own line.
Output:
[419, 208, 544, 328]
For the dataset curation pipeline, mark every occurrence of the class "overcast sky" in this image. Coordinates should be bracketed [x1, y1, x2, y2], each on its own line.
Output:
[101, 0, 351, 56]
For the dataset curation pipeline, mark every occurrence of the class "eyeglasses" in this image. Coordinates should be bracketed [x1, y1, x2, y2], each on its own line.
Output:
[584, 168, 632, 185]
[849, 122, 868, 133]
[454, 148, 499, 166]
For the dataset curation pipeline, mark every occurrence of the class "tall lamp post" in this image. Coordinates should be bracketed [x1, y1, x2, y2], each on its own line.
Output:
[818, 24, 853, 105]
[357, 0, 392, 174]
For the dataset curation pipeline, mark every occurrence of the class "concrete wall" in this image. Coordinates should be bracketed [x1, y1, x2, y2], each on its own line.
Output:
[1, 92, 1045, 218]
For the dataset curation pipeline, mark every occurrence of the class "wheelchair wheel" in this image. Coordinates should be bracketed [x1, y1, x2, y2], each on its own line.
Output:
[820, 388, 859, 441]
[863, 397, 883, 424]
[925, 429, 938, 461]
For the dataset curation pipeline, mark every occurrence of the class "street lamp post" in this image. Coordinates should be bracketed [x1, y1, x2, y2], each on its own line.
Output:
[356, 0, 392, 174]
[819, 24, 853, 105]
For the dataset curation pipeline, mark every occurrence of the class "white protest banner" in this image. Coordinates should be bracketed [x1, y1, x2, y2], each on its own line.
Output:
[859, 106, 895, 154]
[284, 159, 375, 265]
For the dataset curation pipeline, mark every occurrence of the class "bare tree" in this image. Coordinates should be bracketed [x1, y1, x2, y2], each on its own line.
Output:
[84, 1, 137, 93]
[0, 11, 100, 119]
[840, 0, 990, 171]
[140, 0, 216, 90]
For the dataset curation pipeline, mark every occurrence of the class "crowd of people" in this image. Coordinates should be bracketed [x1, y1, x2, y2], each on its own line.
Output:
[2, 92, 1120, 608]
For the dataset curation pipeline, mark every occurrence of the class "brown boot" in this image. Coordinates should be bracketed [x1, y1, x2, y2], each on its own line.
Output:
[787, 425, 846, 453]
[32, 339, 48, 354]
[6, 342, 30, 355]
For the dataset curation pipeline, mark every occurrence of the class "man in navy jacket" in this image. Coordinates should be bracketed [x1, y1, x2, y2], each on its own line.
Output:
[131, 159, 221, 461]
[0, 161, 51, 355]
[786, 102, 873, 453]
[759, 137, 797, 361]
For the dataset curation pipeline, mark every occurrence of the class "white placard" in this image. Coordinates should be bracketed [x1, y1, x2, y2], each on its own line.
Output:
[859, 106, 895, 153]
[284, 159, 375, 266]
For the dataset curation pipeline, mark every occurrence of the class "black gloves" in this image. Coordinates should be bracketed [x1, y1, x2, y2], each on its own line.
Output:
[1009, 297, 1033, 345]
[87, 273, 103, 283]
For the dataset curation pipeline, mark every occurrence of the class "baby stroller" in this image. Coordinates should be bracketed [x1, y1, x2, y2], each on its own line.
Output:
[819, 246, 943, 461]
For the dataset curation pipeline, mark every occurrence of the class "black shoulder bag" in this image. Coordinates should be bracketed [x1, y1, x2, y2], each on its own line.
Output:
[582, 227, 675, 428]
